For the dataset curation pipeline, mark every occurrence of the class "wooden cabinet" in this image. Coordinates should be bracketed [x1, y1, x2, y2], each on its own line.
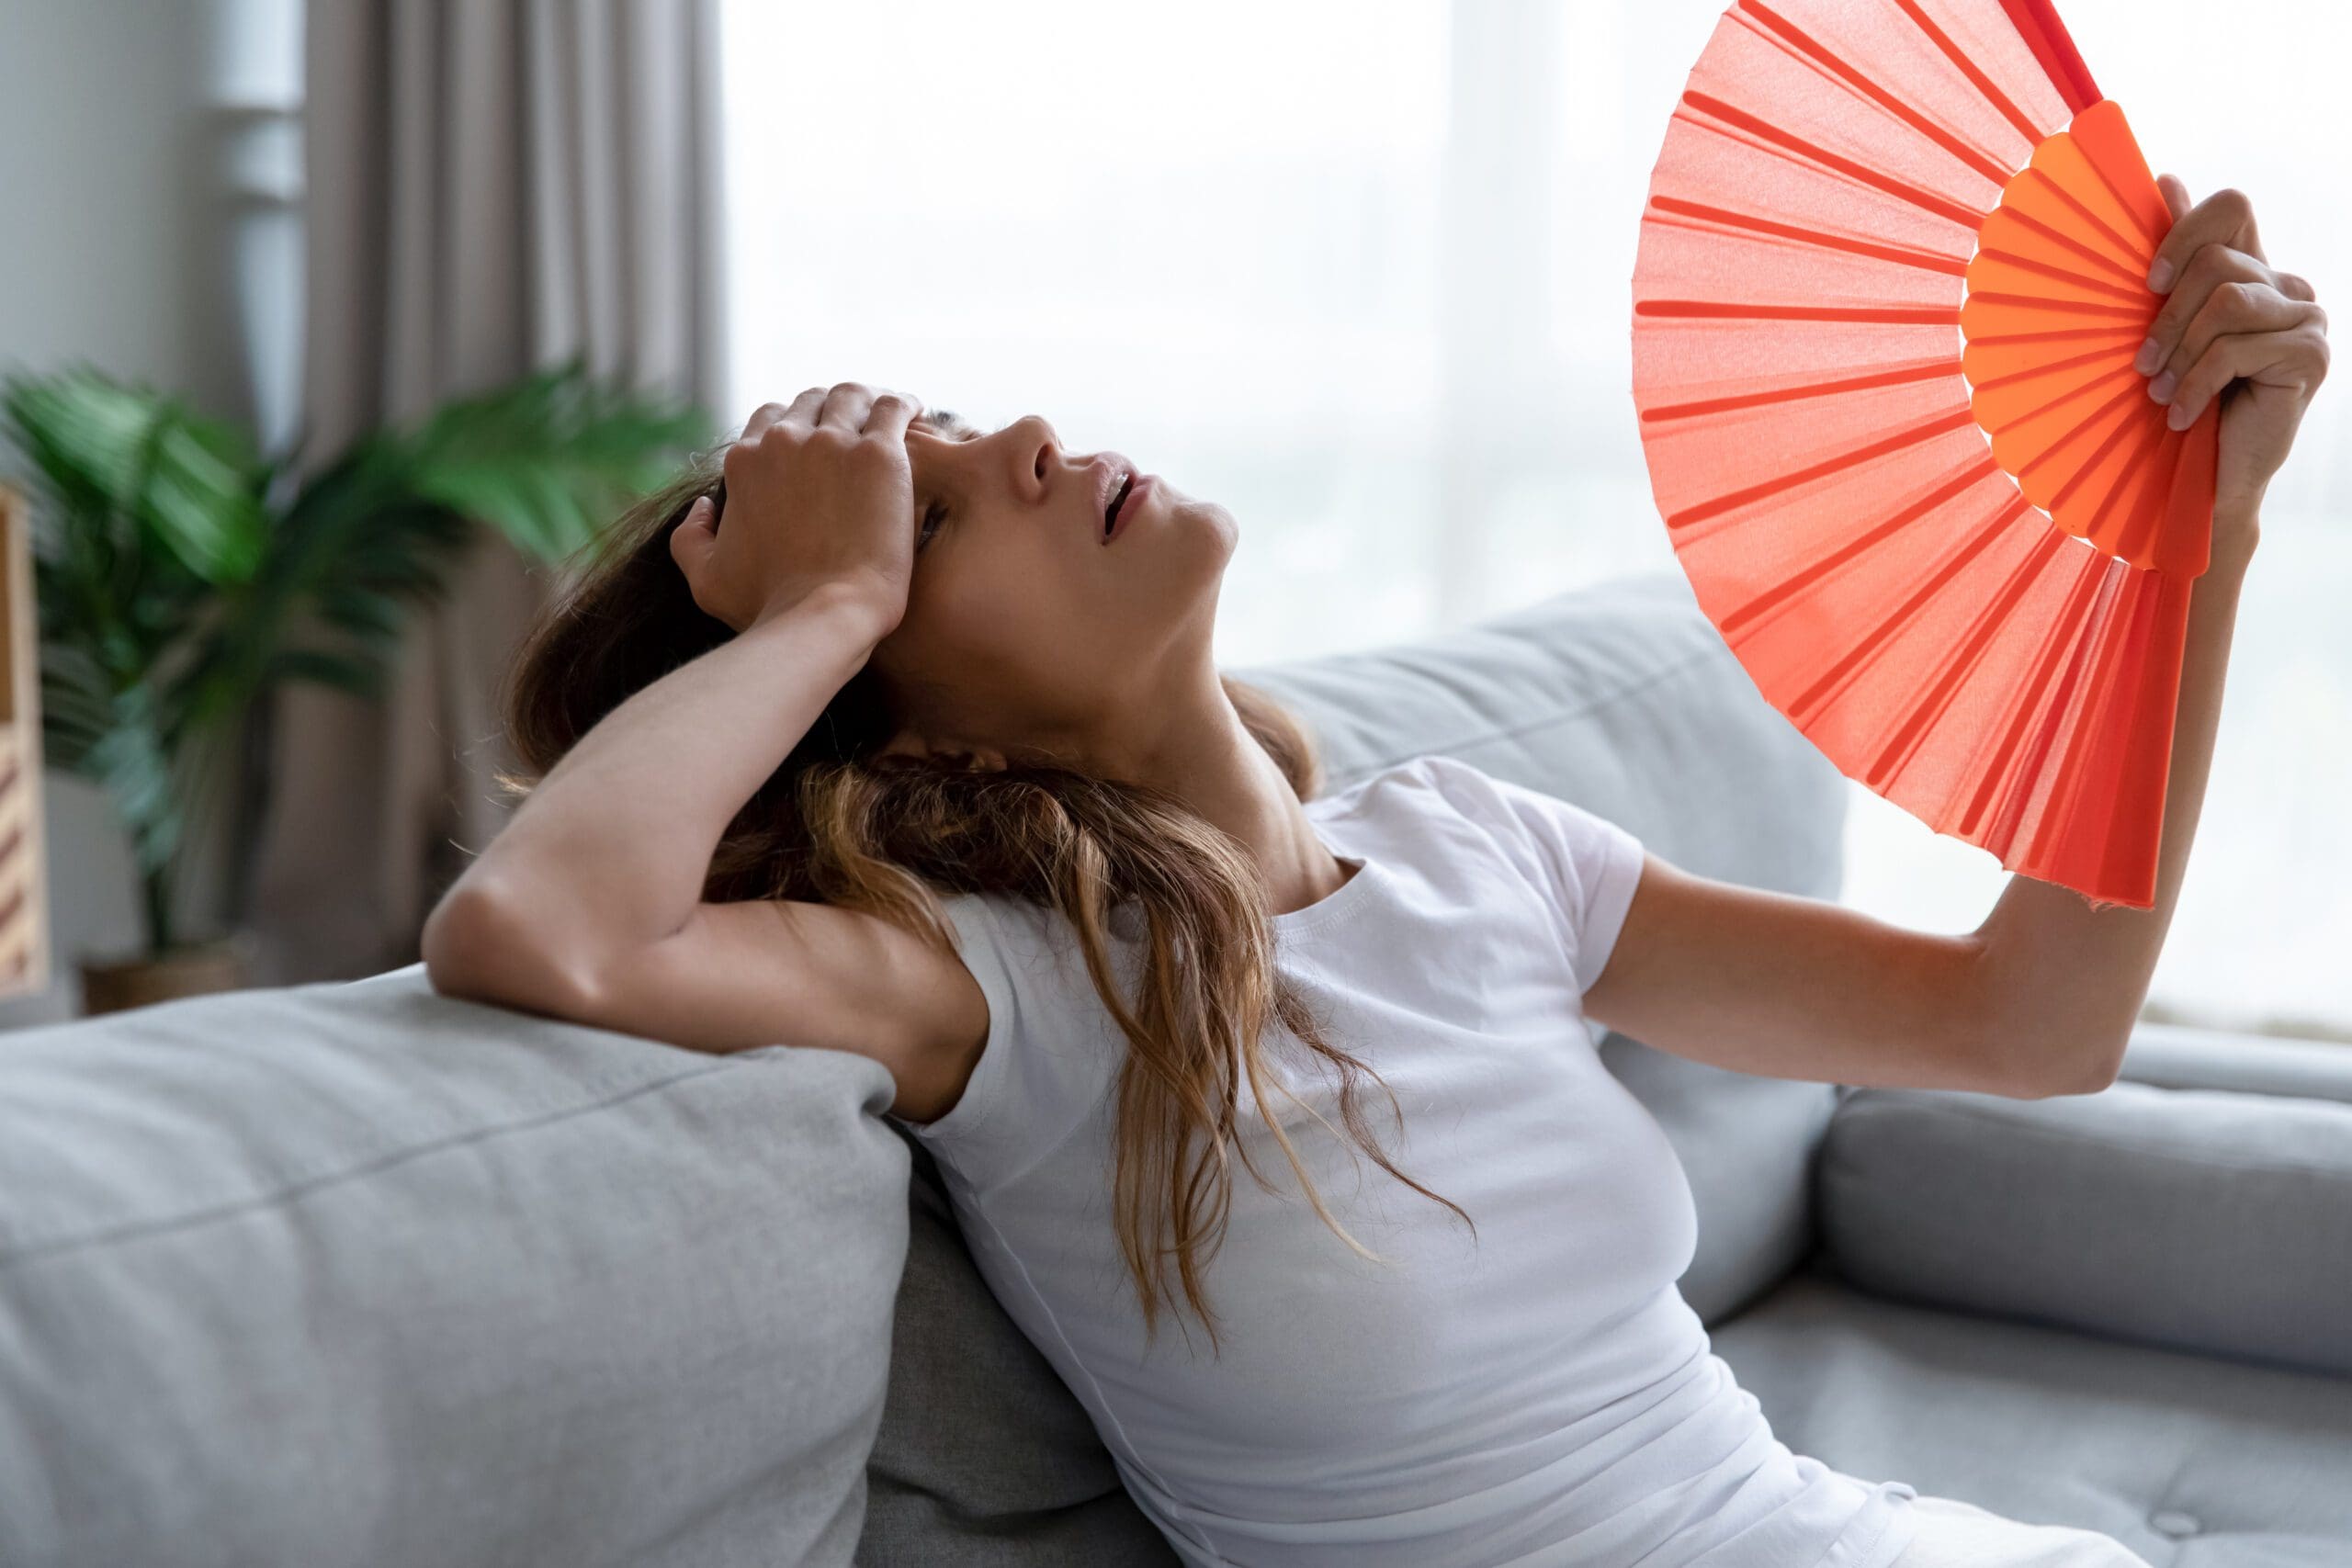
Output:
[0, 485, 50, 998]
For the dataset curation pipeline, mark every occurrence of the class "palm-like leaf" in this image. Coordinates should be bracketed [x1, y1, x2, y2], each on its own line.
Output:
[3, 356, 712, 957]
[403, 357, 711, 555]
[6, 368, 266, 585]
[209, 360, 712, 716]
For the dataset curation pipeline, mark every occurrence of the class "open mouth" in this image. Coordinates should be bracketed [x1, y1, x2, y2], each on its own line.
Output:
[1103, 470, 1136, 539]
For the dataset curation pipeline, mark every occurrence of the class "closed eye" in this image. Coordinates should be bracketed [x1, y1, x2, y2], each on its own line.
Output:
[917, 499, 951, 549]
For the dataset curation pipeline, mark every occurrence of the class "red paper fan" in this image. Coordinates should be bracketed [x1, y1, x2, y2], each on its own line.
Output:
[1632, 0, 2216, 909]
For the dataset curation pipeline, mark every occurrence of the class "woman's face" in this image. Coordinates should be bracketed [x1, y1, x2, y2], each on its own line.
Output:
[869, 406, 1238, 769]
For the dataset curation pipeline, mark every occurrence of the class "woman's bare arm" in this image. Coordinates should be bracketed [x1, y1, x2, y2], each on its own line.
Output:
[423, 587, 891, 1011]
[1583, 537, 2250, 1099]
[422, 383, 923, 1018]
[1962, 536, 2249, 1087]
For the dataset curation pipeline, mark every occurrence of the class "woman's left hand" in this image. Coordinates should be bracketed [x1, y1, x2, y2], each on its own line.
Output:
[2135, 174, 2330, 535]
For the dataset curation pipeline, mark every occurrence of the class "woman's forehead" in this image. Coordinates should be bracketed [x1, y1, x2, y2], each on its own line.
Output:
[913, 407, 983, 441]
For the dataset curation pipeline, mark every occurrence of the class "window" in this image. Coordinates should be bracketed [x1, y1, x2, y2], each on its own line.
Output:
[719, 0, 2352, 1039]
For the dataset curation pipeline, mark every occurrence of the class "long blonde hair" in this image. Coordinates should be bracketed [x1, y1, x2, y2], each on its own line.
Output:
[494, 447, 1475, 1355]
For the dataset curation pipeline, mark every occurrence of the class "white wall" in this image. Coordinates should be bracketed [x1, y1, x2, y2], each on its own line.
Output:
[0, 0, 298, 1028]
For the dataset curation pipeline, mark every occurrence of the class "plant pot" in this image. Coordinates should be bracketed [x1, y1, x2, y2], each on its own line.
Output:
[79, 933, 255, 1017]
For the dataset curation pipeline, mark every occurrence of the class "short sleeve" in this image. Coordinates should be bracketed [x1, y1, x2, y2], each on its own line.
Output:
[884, 895, 1016, 1154]
[1421, 756, 1647, 992]
[880, 893, 1116, 1195]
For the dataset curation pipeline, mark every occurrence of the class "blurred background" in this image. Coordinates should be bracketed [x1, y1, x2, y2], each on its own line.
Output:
[1, 0, 2346, 1041]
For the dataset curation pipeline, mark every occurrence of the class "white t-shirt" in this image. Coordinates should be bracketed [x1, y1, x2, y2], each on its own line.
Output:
[887, 753, 1921, 1568]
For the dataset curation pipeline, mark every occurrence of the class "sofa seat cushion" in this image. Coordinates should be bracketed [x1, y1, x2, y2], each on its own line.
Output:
[1712, 1265, 2352, 1568]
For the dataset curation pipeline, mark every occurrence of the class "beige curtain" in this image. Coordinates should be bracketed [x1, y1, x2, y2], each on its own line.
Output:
[248, 0, 729, 986]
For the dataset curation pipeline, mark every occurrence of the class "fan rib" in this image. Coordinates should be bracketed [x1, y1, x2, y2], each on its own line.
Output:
[2024, 170, 2149, 279]
[1967, 341, 2124, 394]
[1887, 0, 2047, 144]
[2088, 575, 2190, 905]
[1644, 195, 1972, 276]
[1643, 357, 1956, 425]
[1973, 355, 2126, 438]
[1976, 555, 2119, 850]
[1785, 479, 2024, 727]
[2067, 145, 2163, 255]
[2028, 563, 2151, 877]
[2007, 367, 2146, 466]
[1736, 0, 2015, 184]
[2013, 375, 2154, 516]
[1665, 407, 1976, 531]
[1639, 301, 1961, 325]
[1996, 0, 2103, 115]
[1680, 90, 1984, 229]
[1966, 324, 2145, 351]
[1966, 289, 2143, 321]
[1973, 245, 2147, 306]
[2097, 423, 2177, 564]
[2075, 415, 2174, 558]
[1947, 566, 2079, 846]
[1719, 453, 1998, 638]
[2044, 381, 2165, 514]
[1867, 511, 2061, 791]
[2068, 103, 2168, 250]
[1987, 203, 2147, 288]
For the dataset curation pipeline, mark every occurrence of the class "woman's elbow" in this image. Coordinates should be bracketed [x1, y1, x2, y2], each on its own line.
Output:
[1956, 940, 2130, 1099]
[1996, 1028, 2129, 1099]
[422, 882, 598, 1020]
[2041, 1036, 2129, 1097]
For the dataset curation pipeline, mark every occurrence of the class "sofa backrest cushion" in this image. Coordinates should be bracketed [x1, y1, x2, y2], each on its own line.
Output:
[1820, 1076, 2352, 1379]
[0, 967, 910, 1568]
[860, 571, 1851, 1565]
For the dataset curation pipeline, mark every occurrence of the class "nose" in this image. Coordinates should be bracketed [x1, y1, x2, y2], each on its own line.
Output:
[1012, 413, 1059, 498]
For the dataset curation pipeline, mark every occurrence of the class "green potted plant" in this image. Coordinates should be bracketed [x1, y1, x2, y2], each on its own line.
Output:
[2, 358, 712, 1014]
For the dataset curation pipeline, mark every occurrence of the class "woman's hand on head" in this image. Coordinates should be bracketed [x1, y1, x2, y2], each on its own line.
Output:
[671, 381, 925, 637]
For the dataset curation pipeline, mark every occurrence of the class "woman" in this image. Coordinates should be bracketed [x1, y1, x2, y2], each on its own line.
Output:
[424, 174, 2324, 1568]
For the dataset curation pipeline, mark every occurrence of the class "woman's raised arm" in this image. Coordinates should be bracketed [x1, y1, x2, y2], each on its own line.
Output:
[1584, 176, 2325, 1097]
[421, 383, 922, 1015]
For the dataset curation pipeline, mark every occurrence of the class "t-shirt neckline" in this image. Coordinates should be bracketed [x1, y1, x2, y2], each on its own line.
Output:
[1272, 815, 1387, 938]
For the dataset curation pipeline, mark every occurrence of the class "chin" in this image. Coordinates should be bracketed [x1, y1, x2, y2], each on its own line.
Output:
[1183, 493, 1240, 558]
[1127, 479, 1238, 575]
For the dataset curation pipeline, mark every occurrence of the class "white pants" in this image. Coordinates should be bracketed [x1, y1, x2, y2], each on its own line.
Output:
[1888, 1494, 2155, 1567]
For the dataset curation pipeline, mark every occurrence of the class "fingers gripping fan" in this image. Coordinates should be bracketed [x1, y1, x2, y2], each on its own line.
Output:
[1632, 0, 2216, 909]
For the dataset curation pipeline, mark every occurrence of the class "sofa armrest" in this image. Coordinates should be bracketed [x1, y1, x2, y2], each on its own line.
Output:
[0, 968, 913, 1568]
[2117, 1020, 2352, 1105]
[1815, 1050, 2352, 1379]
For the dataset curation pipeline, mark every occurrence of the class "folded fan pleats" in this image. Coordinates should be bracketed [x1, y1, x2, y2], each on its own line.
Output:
[1633, 0, 2215, 908]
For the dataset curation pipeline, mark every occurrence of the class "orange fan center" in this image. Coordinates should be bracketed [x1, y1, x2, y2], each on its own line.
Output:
[1959, 98, 2215, 579]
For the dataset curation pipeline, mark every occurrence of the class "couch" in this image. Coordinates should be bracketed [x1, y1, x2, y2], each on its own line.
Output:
[2, 573, 2346, 1568]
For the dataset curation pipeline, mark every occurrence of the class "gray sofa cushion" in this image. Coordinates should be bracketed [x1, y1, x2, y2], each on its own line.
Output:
[0, 966, 910, 1568]
[859, 1145, 1180, 1568]
[1816, 1077, 2352, 1378]
[1715, 1266, 2352, 1567]
[2120, 1020, 2352, 1106]
[861, 571, 1854, 1563]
